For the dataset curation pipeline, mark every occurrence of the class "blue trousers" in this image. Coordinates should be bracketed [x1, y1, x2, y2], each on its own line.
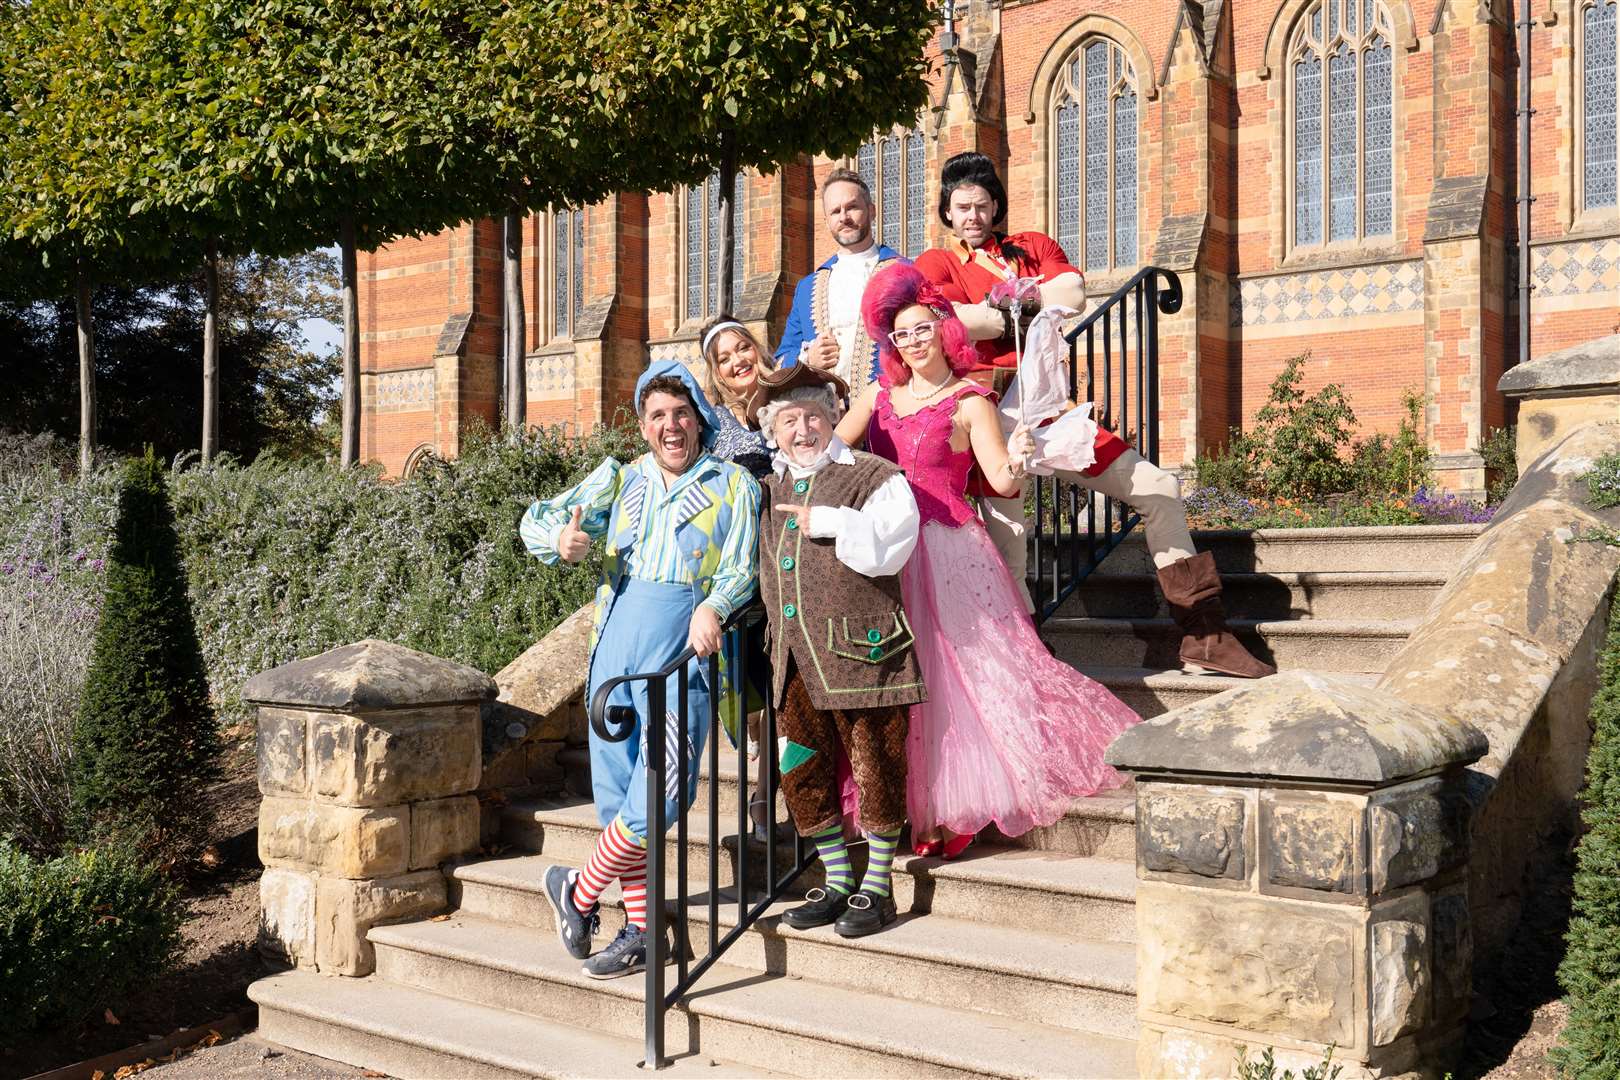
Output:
[587, 578, 712, 843]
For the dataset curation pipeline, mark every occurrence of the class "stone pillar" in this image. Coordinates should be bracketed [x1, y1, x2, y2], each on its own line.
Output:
[244, 639, 496, 976]
[1105, 672, 1487, 1078]
[1498, 333, 1620, 469]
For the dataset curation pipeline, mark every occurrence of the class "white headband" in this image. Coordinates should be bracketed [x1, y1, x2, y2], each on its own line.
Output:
[701, 321, 749, 357]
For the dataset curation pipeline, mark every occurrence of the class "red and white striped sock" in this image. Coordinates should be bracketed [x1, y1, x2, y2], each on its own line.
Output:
[574, 817, 646, 914]
[619, 861, 648, 930]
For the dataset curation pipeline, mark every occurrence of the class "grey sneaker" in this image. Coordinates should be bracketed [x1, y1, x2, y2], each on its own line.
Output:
[544, 865, 598, 960]
[582, 924, 648, 980]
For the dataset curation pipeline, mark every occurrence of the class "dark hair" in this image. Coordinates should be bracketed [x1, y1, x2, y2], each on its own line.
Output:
[637, 375, 697, 416]
[937, 151, 1007, 228]
[821, 167, 873, 203]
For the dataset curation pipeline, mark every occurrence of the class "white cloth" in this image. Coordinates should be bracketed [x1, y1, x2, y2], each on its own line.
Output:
[826, 245, 882, 386]
[996, 304, 1098, 476]
[773, 437, 920, 578]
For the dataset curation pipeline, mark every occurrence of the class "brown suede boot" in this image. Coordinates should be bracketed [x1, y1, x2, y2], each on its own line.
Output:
[1155, 551, 1276, 678]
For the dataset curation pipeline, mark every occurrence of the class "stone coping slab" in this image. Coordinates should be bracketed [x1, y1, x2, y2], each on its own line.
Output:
[1499, 332, 1620, 396]
[1105, 671, 1487, 786]
[244, 639, 496, 710]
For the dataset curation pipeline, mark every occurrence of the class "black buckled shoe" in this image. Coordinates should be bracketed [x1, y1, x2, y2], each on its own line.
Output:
[781, 887, 850, 930]
[833, 889, 897, 938]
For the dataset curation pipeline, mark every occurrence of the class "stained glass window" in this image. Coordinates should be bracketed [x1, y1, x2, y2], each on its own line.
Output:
[1291, 0, 1397, 247]
[549, 209, 586, 340]
[682, 174, 746, 321]
[854, 121, 929, 256]
[1051, 38, 1138, 271]
[1584, 0, 1618, 211]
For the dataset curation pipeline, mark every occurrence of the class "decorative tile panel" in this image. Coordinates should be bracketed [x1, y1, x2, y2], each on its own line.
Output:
[1528, 237, 1620, 296]
[1230, 260, 1422, 327]
[646, 340, 702, 371]
[525, 353, 576, 400]
[375, 369, 435, 414]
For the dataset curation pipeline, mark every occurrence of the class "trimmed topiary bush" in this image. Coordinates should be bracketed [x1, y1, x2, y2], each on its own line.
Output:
[0, 842, 183, 1045]
[1553, 591, 1620, 1079]
[70, 451, 218, 867]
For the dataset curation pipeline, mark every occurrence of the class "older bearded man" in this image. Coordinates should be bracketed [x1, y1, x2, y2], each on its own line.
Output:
[755, 363, 924, 938]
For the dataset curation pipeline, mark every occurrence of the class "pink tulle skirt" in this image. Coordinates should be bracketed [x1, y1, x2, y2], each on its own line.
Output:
[896, 517, 1141, 838]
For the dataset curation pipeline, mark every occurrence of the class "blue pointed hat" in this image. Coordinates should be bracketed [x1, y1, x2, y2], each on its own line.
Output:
[636, 359, 723, 450]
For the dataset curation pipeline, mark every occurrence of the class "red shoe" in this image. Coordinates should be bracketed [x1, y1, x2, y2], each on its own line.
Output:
[940, 833, 975, 860]
[911, 837, 943, 857]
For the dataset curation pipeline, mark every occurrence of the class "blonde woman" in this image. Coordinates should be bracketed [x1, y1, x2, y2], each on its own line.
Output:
[699, 314, 776, 481]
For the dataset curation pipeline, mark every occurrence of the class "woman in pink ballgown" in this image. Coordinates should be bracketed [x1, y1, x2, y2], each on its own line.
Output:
[835, 263, 1140, 857]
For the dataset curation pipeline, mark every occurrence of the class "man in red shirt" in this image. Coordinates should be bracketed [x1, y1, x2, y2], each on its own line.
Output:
[914, 152, 1272, 679]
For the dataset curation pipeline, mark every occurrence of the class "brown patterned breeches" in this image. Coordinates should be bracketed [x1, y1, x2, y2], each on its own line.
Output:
[777, 660, 909, 836]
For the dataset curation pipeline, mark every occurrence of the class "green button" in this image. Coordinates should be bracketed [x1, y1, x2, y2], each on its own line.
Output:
[780, 557, 795, 571]
[793, 479, 809, 494]
[866, 629, 883, 643]
[786, 516, 798, 530]
[783, 604, 797, 618]
[867, 646, 884, 661]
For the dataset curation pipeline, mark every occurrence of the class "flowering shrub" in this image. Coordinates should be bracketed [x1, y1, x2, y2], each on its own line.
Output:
[0, 437, 118, 855]
[1184, 485, 1495, 530]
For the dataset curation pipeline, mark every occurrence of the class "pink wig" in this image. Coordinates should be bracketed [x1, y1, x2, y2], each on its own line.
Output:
[861, 263, 978, 386]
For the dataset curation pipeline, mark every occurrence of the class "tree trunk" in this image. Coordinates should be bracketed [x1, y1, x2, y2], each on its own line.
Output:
[503, 209, 526, 432]
[201, 241, 220, 464]
[339, 216, 360, 468]
[74, 268, 96, 475]
[718, 135, 738, 315]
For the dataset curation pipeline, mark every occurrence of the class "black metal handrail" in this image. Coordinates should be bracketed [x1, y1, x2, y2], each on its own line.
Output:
[1029, 265, 1181, 624]
[589, 600, 810, 1070]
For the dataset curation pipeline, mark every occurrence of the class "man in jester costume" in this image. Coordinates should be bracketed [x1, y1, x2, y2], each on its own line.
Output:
[755, 363, 924, 938]
[520, 360, 760, 979]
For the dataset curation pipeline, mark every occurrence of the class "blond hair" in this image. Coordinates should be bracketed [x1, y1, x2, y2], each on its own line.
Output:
[698, 315, 776, 414]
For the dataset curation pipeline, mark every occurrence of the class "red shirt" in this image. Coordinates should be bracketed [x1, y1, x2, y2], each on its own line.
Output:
[913, 231, 1080, 374]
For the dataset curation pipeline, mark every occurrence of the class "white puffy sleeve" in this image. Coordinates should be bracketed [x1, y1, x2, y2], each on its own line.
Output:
[804, 473, 920, 578]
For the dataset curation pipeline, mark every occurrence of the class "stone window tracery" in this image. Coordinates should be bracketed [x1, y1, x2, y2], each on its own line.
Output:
[1583, 0, 1619, 212]
[853, 123, 929, 257]
[549, 208, 584, 340]
[1052, 38, 1138, 272]
[682, 173, 746, 321]
[1289, 0, 1396, 249]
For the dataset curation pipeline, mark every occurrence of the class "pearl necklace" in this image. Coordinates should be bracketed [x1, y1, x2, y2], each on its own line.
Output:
[907, 374, 953, 402]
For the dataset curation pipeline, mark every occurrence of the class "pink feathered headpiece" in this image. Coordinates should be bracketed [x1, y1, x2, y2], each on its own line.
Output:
[861, 263, 978, 387]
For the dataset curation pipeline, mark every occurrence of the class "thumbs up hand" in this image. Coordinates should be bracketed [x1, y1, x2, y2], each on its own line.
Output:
[556, 505, 591, 564]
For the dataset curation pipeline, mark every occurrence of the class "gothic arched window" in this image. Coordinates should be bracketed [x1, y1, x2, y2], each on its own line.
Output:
[1290, 0, 1396, 248]
[549, 208, 584, 340]
[854, 125, 929, 257]
[1583, 0, 1618, 212]
[1052, 38, 1138, 273]
[683, 173, 746, 321]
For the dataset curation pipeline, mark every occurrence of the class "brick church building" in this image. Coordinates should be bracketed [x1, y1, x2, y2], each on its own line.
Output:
[359, 0, 1620, 494]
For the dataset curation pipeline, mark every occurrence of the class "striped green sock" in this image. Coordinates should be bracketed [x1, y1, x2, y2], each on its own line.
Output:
[859, 829, 901, 898]
[810, 825, 854, 895]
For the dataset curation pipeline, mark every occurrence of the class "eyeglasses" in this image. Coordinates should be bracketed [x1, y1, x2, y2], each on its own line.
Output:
[888, 321, 939, 348]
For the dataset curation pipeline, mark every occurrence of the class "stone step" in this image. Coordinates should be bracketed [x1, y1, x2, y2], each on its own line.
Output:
[504, 786, 1138, 869]
[249, 970, 780, 1078]
[1059, 570, 1447, 621]
[449, 856, 1135, 1038]
[1087, 665, 1379, 719]
[1091, 524, 1485, 575]
[1047, 616, 1415, 673]
[369, 915, 1139, 1078]
[456, 844, 1138, 946]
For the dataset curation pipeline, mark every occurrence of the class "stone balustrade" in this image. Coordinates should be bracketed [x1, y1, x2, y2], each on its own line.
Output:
[1499, 332, 1619, 469]
[245, 639, 496, 976]
[1106, 673, 1487, 1077]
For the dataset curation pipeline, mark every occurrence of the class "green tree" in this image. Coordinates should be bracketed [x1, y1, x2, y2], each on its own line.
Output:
[1553, 592, 1620, 1079]
[70, 451, 219, 867]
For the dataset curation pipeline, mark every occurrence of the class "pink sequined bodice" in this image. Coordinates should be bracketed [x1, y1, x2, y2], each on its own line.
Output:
[867, 385, 992, 527]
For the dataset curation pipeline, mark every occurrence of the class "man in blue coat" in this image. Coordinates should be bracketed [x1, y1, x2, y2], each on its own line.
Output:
[775, 168, 905, 396]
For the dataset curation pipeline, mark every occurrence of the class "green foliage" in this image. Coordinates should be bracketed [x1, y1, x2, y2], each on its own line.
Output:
[1195, 432, 1260, 495]
[1347, 389, 1432, 497]
[0, 253, 339, 461]
[1235, 1044, 1344, 1080]
[1553, 590, 1620, 1079]
[1586, 451, 1620, 511]
[1248, 354, 1359, 499]
[0, 842, 183, 1044]
[70, 452, 219, 867]
[1476, 425, 1519, 505]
